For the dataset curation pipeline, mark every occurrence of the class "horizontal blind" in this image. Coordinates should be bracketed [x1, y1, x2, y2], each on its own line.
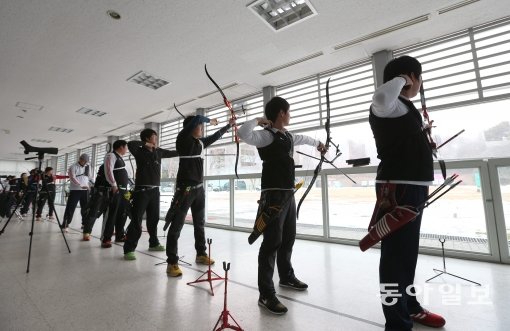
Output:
[160, 119, 183, 150]
[473, 16, 510, 98]
[56, 155, 66, 175]
[319, 60, 375, 124]
[276, 77, 320, 131]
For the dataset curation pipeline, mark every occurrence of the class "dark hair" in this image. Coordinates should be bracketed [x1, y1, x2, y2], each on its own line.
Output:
[140, 128, 157, 142]
[44, 167, 53, 173]
[183, 115, 196, 128]
[383, 55, 422, 84]
[265, 96, 290, 122]
[113, 139, 127, 150]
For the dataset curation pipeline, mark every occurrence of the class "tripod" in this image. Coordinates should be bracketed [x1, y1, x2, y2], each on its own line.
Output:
[0, 151, 71, 273]
[187, 238, 224, 296]
[212, 262, 243, 331]
[426, 238, 481, 286]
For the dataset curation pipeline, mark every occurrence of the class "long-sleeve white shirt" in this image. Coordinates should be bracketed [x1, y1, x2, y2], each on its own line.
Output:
[238, 118, 319, 149]
[68, 162, 91, 190]
[104, 152, 119, 188]
[371, 77, 410, 118]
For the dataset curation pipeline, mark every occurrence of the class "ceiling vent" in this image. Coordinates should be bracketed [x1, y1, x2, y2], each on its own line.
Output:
[76, 107, 107, 117]
[333, 15, 430, 51]
[140, 110, 164, 120]
[15, 101, 44, 111]
[31, 139, 52, 143]
[49, 126, 74, 133]
[198, 83, 238, 99]
[261, 51, 323, 75]
[248, 0, 317, 32]
[438, 0, 480, 15]
[127, 70, 170, 90]
[103, 122, 134, 134]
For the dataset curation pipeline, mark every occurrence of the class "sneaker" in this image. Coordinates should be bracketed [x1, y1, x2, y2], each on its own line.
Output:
[115, 235, 126, 243]
[82, 233, 91, 241]
[21, 214, 27, 218]
[36, 217, 42, 222]
[167, 264, 183, 277]
[258, 295, 288, 315]
[195, 255, 215, 265]
[124, 252, 136, 260]
[148, 244, 165, 252]
[279, 276, 308, 291]
[49, 216, 55, 220]
[101, 241, 112, 248]
[411, 309, 446, 328]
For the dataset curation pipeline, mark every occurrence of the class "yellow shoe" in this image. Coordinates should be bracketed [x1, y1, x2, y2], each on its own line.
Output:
[195, 255, 215, 265]
[167, 264, 182, 277]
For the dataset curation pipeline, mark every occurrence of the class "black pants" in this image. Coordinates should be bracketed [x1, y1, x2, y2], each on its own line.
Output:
[378, 183, 427, 331]
[82, 189, 110, 234]
[20, 191, 36, 215]
[124, 188, 161, 253]
[36, 190, 56, 217]
[166, 186, 206, 264]
[257, 190, 296, 298]
[63, 190, 89, 227]
[102, 191, 128, 242]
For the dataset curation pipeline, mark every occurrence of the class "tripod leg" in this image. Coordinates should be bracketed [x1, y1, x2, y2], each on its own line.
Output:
[27, 187, 39, 273]
[47, 188, 71, 253]
[425, 271, 445, 283]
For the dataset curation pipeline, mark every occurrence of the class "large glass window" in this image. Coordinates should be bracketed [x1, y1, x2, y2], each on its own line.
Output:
[497, 166, 510, 250]
[233, 178, 260, 229]
[206, 179, 230, 226]
[327, 173, 375, 241]
[421, 168, 489, 254]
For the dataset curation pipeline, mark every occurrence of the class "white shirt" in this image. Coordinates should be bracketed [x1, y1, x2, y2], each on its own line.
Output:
[238, 118, 319, 149]
[68, 162, 91, 190]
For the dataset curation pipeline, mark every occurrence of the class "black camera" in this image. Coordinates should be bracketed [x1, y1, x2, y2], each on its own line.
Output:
[20, 140, 58, 155]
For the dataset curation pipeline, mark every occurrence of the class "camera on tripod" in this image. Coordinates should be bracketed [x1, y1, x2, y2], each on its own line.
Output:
[20, 140, 58, 156]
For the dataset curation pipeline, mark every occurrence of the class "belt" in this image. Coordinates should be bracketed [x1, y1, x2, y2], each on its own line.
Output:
[134, 186, 159, 192]
[176, 183, 203, 191]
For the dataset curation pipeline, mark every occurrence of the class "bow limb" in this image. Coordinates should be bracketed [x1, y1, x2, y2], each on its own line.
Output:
[173, 103, 186, 119]
[204, 64, 240, 178]
[296, 158, 323, 219]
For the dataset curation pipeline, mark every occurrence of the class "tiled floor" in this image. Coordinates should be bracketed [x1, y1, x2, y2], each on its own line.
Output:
[1, 208, 509, 331]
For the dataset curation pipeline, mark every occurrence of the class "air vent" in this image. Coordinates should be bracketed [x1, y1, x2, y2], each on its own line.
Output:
[76, 107, 107, 117]
[248, 0, 317, 32]
[49, 126, 74, 133]
[333, 15, 430, 51]
[438, 0, 480, 15]
[31, 139, 52, 143]
[103, 122, 134, 134]
[15, 101, 44, 111]
[260, 51, 323, 75]
[140, 110, 164, 120]
[198, 83, 238, 98]
[127, 70, 170, 90]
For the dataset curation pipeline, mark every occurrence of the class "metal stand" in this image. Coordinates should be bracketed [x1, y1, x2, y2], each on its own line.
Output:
[154, 256, 191, 267]
[212, 262, 243, 331]
[187, 238, 224, 296]
[426, 238, 481, 286]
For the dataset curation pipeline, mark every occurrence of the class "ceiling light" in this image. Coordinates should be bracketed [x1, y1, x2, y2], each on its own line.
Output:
[48, 126, 74, 133]
[15, 101, 43, 111]
[76, 107, 107, 117]
[248, 0, 317, 32]
[126, 70, 170, 90]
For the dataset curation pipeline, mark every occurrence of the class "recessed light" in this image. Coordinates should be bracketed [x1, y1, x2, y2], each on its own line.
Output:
[107, 10, 121, 20]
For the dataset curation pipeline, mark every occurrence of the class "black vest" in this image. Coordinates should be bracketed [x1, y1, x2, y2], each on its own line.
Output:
[257, 129, 295, 189]
[369, 97, 433, 181]
[95, 152, 128, 188]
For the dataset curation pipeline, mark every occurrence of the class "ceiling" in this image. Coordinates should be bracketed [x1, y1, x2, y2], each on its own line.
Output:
[1, 0, 509, 161]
